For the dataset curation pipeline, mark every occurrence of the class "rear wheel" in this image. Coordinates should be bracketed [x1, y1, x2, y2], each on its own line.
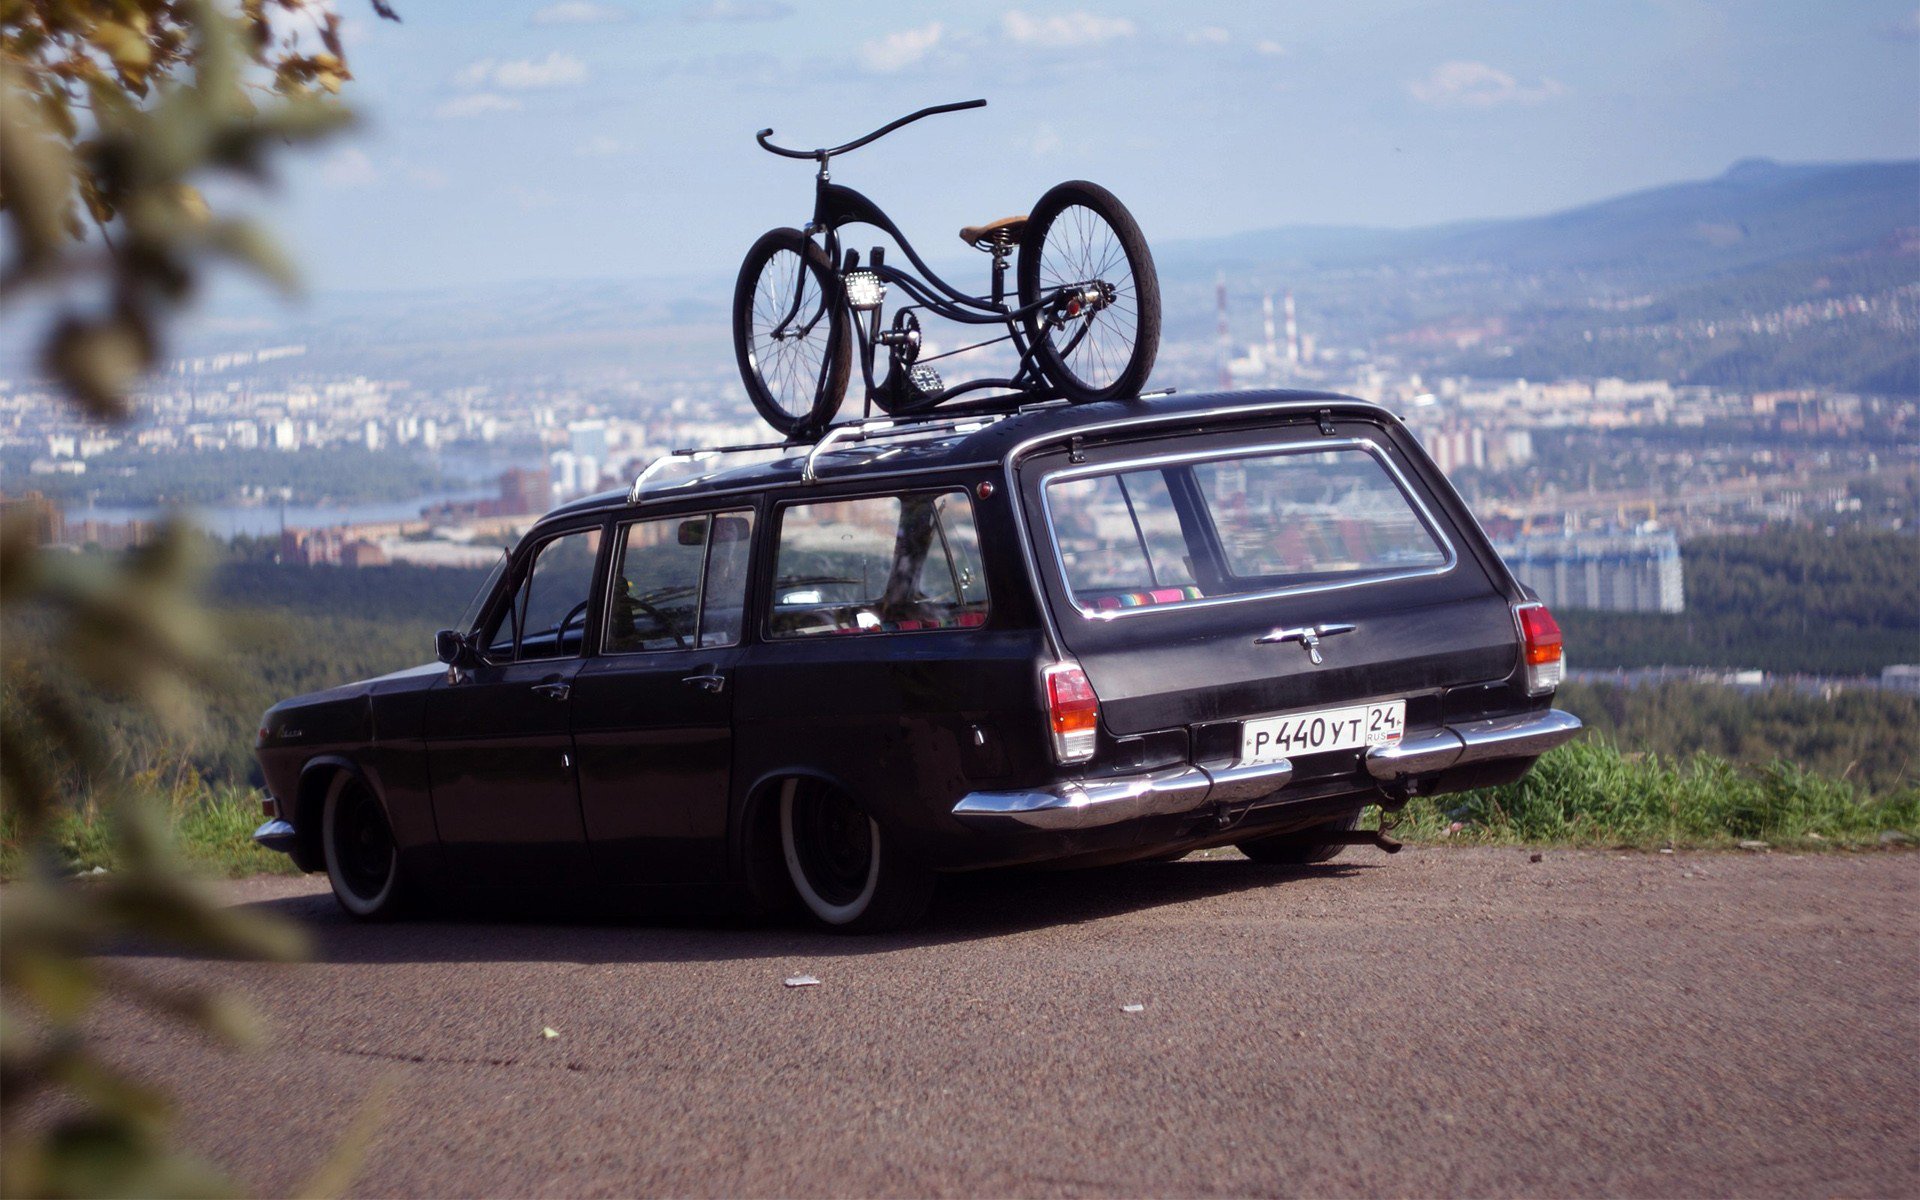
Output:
[321, 772, 408, 920]
[779, 779, 934, 932]
[1236, 811, 1361, 866]
[1017, 180, 1161, 403]
[733, 227, 850, 438]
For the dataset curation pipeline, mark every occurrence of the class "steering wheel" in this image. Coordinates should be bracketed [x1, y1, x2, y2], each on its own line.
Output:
[624, 596, 689, 650]
[558, 600, 590, 633]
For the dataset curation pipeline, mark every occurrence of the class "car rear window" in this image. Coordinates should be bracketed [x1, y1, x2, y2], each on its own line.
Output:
[770, 490, 988, 637]
[1043, 442, 1450, 616]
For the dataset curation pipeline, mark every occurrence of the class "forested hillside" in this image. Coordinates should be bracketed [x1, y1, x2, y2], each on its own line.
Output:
[1560, 530, 1920, 675]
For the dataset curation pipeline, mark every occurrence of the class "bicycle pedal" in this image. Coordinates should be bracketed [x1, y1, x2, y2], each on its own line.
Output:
[907, 365, 942, 396]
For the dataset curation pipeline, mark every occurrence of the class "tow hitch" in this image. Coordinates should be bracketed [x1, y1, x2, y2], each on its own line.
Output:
[1321, 827, 1404, 854]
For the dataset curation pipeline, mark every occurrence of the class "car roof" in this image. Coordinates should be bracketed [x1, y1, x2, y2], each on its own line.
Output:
[545, 388, 1390, 523]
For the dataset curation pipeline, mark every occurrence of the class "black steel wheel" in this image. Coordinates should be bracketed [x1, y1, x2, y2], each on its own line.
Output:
[1017, 180, 1161, 403]
[778, 779, 934, 932]
[1236, 811, 1361, 866]
[733, 227, 851, 438]
[322, 772, 406, 920]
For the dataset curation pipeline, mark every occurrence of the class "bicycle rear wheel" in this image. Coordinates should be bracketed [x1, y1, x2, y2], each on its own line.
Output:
[1017, 181, 1160, 403]
[733, 227, 851, 438]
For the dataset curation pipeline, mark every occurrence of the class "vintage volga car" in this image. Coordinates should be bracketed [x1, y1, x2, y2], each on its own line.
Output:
[252, 391, 1580, 931]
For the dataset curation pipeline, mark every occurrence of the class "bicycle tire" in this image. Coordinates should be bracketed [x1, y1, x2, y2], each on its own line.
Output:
[1017, 180, 1160, 403]
[733, 227, 851, 438]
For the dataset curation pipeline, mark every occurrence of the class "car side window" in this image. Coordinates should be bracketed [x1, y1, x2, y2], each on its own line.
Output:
[770, 490, 988, 637]
[483, 527, 602, 662]
[605, 510, 755, 654]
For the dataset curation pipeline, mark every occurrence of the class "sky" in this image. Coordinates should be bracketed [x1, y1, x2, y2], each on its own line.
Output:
[262, 0, 1920, 293]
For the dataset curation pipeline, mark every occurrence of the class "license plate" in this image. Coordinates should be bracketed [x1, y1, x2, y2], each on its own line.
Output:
[1240, 700, 1405, 765]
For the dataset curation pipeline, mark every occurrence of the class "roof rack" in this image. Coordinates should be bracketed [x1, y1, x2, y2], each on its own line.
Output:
[625, 408, 1015, 503]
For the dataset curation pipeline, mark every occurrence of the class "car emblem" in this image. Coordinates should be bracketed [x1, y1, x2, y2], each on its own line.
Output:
[1254, 622, 1357, 665]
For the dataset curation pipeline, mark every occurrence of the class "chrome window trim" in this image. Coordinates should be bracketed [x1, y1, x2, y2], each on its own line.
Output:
[1035, 436, 1458, 622]
[600, 507, 755, 658]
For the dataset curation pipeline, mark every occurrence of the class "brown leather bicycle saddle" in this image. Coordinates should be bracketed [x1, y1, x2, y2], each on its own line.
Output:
[959, 215, 1027, 250]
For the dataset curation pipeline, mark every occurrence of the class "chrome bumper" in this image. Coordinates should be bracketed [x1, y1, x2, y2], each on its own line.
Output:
[252, 818, 299, 855]
[951, 707, 1583, 833]
[1365, 708, 1583, 780]
[951, 757, 1295, 832]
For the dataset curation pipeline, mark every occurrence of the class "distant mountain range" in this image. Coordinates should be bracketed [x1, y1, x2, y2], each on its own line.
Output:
[1159, 158, 1919, 395]
[1163, 158, 1919, 283]
[7, 159, 1914, 395]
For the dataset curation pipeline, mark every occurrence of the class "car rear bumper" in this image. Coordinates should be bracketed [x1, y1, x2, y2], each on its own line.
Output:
[1364, 707, 1583, 780]
[951, 757, 1296, 831]
[949, 707, 1582, 833]
[252, 818, 300, 855]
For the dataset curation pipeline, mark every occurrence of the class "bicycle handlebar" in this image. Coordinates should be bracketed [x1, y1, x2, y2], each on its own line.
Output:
[756, 98, 987, 160]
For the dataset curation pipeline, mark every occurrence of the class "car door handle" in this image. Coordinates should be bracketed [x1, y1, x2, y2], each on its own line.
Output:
[681, 672, 726, 694]
[531, 681, 571, 701]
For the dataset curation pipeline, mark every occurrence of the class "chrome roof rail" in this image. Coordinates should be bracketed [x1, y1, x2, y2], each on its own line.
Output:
[627, 438, 790, 503]
[801, 411, 1008, 483]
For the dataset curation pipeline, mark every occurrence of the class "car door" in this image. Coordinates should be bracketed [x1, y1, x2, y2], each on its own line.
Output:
[425, 521, 603, 886]
[572, 507, 754, 886]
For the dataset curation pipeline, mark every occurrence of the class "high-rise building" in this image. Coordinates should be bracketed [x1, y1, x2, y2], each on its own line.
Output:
[1497, 532, 1685, 614]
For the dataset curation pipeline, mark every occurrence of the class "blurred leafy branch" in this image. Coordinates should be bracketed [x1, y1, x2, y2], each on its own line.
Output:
[1, 1, 394, 1195]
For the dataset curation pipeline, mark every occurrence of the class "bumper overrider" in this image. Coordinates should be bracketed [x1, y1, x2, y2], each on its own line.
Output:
[953, 708, 1582, 832]
[252, 818, 299, 854]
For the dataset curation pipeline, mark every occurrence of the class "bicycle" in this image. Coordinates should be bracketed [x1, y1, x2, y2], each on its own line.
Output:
[733, 99, 1161, 439]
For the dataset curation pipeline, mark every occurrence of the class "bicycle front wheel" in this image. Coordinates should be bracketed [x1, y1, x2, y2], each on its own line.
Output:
[733, 227, 851, 438]
[1017, 181, 1160, 403]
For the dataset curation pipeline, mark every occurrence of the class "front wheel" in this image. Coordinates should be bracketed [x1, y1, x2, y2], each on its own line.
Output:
[1017, 180, 1161, 403]
[779, 779, 934, 933]
[733, 228, 851, 438]
[321, 771, 409, 920]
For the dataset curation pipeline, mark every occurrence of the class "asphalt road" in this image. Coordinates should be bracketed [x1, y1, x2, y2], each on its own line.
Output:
[82, 848, 1916, 1198]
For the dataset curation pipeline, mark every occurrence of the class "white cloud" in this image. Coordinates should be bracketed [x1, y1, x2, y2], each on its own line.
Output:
[684, 0, 791, 20]
[1187, 26, 1229, 46]
[1025, 124, 1063, 159]
[1255, 39, 1284, 57]
[532, 2, 627, 25]
[575, 134, 624, 157]
[1407, 60, 1567, 109]
[435, 92, 523, 119]
[455, 52, 589, 91]
[320, 146, 379, 188]
[1002, 10, 1135, 48]
[858, 22, 943, 73]
[1882, 7, 1920, 39]
[402, 164, 448, 189]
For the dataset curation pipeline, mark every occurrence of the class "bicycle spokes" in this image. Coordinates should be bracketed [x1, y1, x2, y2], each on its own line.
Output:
[749, 248, 834, 422]
[1031, 203, 1139, 393]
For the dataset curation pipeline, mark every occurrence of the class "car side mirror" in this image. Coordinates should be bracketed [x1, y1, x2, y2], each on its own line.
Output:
[435, 629, 469, 665]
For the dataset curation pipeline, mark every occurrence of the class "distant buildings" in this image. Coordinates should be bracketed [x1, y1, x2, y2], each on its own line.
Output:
[1497, 531, 1686, 613]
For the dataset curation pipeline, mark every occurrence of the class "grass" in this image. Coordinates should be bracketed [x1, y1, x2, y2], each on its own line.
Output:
[1384, 739, 1920, 850]
[0, 773, 301, 881]
[4, 740, 1914, 883]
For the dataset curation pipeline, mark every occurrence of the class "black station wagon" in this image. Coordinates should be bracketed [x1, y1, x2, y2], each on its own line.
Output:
[253, 390, 1581, 931]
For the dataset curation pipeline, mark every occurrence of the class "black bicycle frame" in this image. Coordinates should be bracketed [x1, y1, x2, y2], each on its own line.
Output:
[758, 99, 1111, 416]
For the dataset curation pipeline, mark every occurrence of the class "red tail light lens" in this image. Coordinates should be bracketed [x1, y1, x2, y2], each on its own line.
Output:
[1516, 602, 1564, 695]
[1043, 662, 1099, 763]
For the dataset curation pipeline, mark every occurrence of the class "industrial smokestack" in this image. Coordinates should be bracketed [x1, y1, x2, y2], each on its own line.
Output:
[1284, 290, 1300, 366]
[1216, 272, 1232, 390]
[1261, 292, 1277, 382]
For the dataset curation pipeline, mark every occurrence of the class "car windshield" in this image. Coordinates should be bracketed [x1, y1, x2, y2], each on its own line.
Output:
[1044, 443, 1449, 615]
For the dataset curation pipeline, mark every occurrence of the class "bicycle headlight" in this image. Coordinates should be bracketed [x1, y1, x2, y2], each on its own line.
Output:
[844, 270, 885, 311]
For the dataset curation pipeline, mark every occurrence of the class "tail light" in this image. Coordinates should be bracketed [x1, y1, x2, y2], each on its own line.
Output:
[1043, 662, 1099, 763]
[1515, 602, 1564, 696]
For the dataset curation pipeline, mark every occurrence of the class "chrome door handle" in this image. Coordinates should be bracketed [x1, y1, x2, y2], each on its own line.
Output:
[531, 681, 571, 701]
[1255, 622, 1356, 665]
[681, 672, 726, 694]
